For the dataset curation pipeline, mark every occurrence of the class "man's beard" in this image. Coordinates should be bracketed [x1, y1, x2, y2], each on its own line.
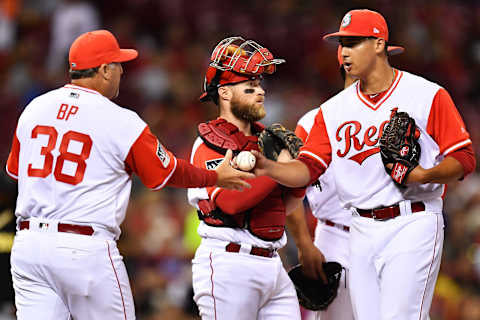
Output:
[230, 98, 266, 122]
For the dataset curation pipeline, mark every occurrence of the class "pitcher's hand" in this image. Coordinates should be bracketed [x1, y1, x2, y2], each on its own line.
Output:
[250, 150, 273, 177]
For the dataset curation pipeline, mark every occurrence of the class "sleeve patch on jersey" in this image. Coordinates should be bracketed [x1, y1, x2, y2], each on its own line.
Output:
[156, 141, 171, 168]
[205, 158, 223, 170]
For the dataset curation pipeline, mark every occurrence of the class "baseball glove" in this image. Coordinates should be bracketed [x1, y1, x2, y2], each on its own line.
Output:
[379, 108, 421, 186]
[258, 123, 303, 161]
[288, 262, 343, 311]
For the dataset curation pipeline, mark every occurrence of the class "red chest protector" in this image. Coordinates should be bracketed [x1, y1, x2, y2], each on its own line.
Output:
[197, 118, 286, 241]
[197, 118, 262, 155]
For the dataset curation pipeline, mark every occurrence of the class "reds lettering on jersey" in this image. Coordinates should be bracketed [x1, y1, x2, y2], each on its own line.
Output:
[300, 70, 472, 210]
[6, 84, 177, 239]
[335, 120, 388, 164]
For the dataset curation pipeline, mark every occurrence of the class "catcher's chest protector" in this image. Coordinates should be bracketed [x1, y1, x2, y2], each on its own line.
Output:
[197, 118, 286, 241]
[198, 118, 262, 155]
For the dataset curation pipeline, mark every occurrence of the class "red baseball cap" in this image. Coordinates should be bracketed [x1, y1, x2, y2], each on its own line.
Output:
[69, 30, 138, 70]
[324, 9, 390, 41]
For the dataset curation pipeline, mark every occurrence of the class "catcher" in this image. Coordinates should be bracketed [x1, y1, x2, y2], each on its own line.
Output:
[187, 36, 325, 320]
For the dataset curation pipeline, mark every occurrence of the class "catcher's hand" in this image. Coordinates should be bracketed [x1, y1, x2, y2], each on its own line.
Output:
[379, 108, 421, 186]
[258, 123, 303, 161]
[288, 262, 343, 311]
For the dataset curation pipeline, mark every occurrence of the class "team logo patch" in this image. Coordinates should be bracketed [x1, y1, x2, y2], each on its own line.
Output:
[341, 13, 352, 28]
[205, 158, 223, 170]
[156, 141, 170, 168]
[400, 146, 409, 157]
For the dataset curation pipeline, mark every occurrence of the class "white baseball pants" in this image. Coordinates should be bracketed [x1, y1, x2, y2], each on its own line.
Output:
[192, 238, 300, 320]
[313, 222, 354, 320]
[349, 211, 444, 320]
[11, 227, 134, 319]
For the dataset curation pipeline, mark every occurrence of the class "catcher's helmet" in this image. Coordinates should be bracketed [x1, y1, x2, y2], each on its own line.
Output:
[199, 36, 285, 102]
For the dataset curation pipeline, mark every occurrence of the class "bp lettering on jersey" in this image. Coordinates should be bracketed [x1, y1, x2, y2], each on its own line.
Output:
[336, 120, 389, 165]
[57, 104, 78, 121]
[156, 142, 170, 168]
[205, 158, 223, 170]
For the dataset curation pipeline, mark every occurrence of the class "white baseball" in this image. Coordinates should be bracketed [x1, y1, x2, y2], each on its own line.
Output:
[235, 151, 256, 171]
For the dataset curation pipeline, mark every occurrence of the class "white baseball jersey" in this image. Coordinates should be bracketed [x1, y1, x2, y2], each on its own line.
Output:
[299, 69, 471, 320]
[300, 70, 471, 211]
[296, 108, 351, 227]
[6, 84, 177, 240]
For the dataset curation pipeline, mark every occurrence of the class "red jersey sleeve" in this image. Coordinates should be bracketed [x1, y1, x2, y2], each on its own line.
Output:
[167, 159, 217, 188]
[295, 125, 308, 143]
[293, 115, 315, 191]
[215, 176, 278, 214]
[191, 142, 225, 201]
[6, 132, 20, 180]
[297, 109, 331, 183]
[125, 126, 177, 190]
[427, 88, 472, 155]
[448, 145, 476, 178]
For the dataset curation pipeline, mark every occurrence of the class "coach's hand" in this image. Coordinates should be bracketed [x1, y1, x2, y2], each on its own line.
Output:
[215, 149, 254, 191]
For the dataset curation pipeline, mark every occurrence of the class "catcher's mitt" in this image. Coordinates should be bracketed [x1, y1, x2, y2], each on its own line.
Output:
[288, 262, 342, 311]
[379, 108, 421, 186]
[258, 123, 303, 161]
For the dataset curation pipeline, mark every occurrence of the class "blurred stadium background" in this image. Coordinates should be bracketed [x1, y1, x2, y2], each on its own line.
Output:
[0, 0, 479, 319]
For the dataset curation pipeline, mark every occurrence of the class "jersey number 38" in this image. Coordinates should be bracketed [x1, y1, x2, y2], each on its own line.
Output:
[28, 125, 92, 185]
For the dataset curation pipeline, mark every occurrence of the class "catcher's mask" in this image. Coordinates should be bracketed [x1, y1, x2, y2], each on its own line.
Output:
[199, 36, 285, 102]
